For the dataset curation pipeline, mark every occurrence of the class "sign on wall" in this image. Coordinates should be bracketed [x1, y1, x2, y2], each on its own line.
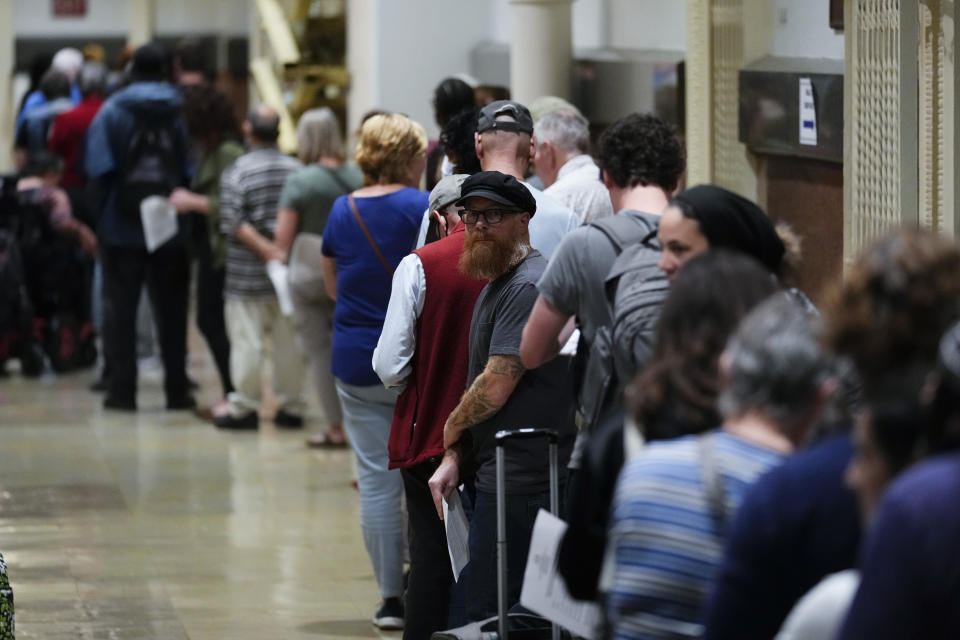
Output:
[52, 0, 87, 17]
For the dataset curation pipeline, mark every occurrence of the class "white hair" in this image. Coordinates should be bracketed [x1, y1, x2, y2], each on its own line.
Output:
[296, 107, 345, 164]
[533, 108, 590, 156]
[51, 48, 84, 82]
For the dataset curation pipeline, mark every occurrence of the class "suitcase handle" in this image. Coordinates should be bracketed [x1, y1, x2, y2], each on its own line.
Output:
[495, 428, 559, 445]
[494, 428, 561, 640]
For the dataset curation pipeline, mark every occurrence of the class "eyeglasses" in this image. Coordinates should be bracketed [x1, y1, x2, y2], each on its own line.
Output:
[461, 208, 522, 226]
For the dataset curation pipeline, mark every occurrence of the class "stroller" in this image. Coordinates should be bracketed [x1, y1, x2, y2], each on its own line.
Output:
[0, 173, 96, 375]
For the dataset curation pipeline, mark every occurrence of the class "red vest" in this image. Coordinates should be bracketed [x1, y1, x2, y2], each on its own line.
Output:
[387, 224, 486, 469]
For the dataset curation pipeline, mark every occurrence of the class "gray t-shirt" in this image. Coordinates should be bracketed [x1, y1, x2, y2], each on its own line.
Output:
[537, 209, 660, 347]
[465, 250, 575, 495]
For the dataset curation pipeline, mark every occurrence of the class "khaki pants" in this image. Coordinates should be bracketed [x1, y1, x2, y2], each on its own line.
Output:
[225, 297, 305, 417]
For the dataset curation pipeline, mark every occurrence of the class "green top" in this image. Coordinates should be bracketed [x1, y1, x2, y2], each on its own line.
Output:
[192, 139, 245, 269]
[278, 163, 364, 236]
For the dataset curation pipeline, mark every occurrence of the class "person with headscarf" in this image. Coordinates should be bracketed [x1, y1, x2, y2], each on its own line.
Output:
[657, 184, 792, 281]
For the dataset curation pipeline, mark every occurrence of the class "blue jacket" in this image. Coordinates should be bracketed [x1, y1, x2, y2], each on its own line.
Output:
[84, 82, 189, 248]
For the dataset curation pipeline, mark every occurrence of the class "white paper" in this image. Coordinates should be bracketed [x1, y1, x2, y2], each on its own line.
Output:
[559, 328, 580, 357]
[139, 196, 178, 253]
[520, 509, 603, 640]
[442, 491, 470, 582]
[266, 260, 294, 316]
[799, 78, 818, 146]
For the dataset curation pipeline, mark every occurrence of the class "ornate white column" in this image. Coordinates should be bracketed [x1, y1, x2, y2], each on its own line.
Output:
[510, 0, 573, 106]
[128, 0, 156, 48]
[0, 0, 13, 172]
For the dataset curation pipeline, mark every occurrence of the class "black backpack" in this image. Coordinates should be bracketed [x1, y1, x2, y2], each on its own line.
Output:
[118, 117, 180, 218]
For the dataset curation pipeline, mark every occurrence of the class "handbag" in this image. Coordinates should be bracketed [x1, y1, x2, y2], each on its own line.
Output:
[287, 232, 328, 304]
[348, 194, 394, 277]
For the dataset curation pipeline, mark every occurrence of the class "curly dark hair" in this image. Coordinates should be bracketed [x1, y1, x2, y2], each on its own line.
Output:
[596, 113, 684, 192]
[825, 230, 960, 382]
[440, 106, 482, 175]
[825, 230, 960, 471]
[627, 250, 780, 441]
[433, 77, 476, 128]
[180, 84, 241, 151]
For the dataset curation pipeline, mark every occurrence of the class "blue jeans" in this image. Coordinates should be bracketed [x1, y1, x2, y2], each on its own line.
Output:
[335, 379, 404, 599]
[466, 488, 559, 621]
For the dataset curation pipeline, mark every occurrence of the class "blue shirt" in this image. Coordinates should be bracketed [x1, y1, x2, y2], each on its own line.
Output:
[607, 431, 785, 640]
[702, 433, 861, 640]
[837, 451, 960, 640]
[16, 85, 81, 130]
[322, 187, 428, 386]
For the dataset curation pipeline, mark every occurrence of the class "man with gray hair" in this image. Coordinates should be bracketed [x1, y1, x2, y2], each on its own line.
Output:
[606, 294, 836, 640]
[533, 109, 613, 223]
[216, 103, 305, 430]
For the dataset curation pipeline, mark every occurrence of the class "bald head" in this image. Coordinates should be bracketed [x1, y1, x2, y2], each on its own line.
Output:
[476, 124, 532, 176]
[247, 104, 280, 143]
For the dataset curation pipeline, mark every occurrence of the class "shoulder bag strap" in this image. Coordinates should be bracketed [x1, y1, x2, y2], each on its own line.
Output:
[697, 432, 729, 533]
[348, 194, 394, 277]
[320, 165, 353, 195]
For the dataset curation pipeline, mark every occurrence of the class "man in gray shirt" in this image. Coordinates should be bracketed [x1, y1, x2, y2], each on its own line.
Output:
[217, 104, 305, 430]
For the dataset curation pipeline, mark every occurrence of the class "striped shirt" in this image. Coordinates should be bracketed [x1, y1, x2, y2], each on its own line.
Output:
[219, 146, 302, 299]
[607, 430, 785, 640]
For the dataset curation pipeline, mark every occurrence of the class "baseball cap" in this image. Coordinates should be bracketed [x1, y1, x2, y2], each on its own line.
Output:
[429, 174, 468, 213]
[476, 100, 534, 135]
[456, 171, 537, 216]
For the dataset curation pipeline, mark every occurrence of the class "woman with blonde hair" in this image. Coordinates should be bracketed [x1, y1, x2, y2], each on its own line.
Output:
[274, 107, 363, 448]
[319, 112, 428, 630]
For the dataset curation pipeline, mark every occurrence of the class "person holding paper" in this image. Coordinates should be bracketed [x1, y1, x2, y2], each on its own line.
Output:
[83, 42, 193, 412]
[215, 104, 305, 430]
[427, 171, 576, 622]
[372, 173, 485, 639]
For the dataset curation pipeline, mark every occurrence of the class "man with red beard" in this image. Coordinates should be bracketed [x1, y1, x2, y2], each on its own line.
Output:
[429, 171, 575, 622]
[373, 174, 486, 639]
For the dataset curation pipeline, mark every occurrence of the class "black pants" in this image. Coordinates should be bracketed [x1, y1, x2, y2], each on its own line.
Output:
[401, 459, 454, 640]
[101, 244, 190, 405]
[193, 231, 233, 396]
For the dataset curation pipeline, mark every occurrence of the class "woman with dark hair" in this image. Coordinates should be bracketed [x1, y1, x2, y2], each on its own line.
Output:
[168, 84, 244, 414]
[607, 253, 830, 640]
[426, 77, 476, 190]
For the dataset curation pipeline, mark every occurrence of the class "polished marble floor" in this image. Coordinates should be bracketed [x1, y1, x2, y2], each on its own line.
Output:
[0, 349, 398, 639]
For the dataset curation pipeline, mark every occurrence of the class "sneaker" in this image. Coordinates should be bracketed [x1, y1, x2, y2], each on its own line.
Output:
[372, 597, 404, 630]
[274, 409, 304, 429]
[214, 412, 259, 430]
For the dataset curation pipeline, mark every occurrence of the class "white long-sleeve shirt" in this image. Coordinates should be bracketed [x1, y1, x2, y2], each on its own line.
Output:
[372, 253, 426, 390]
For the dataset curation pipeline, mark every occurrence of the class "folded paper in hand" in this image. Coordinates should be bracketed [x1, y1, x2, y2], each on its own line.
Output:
[266, 260, 295, 316]
[140, 196, 178, 253]
[443, 491, 470, 582]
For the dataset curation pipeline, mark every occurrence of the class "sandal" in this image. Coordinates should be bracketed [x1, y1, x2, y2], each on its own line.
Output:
[306, 430, 348, 449]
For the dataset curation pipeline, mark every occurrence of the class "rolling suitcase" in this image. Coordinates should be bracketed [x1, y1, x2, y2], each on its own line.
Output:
[432, 428, 566, 640]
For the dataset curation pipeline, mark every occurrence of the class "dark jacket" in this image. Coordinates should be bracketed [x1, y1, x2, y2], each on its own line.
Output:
[84, 82, 189, 248]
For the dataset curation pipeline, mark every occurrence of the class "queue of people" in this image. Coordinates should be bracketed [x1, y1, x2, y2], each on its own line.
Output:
[5, 39, 960, 640]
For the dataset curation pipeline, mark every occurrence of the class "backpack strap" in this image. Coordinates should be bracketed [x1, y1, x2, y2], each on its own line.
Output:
[348, 194, 394, 277]
[588, 212, 657, 255]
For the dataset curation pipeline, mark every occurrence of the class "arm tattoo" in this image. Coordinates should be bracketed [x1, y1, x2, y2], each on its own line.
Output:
[448, 355, 526, 431]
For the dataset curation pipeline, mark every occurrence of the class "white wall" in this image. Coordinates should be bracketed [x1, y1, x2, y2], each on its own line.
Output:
[769, 0, 844, 59]
[15, 0, 128, 36]
[355, 0, 493, 139]
[15, 0, 249, 37]
[607, 0, 686, 51]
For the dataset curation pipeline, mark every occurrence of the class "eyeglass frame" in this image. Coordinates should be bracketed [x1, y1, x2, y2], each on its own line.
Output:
[460, 207, 525, 226]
